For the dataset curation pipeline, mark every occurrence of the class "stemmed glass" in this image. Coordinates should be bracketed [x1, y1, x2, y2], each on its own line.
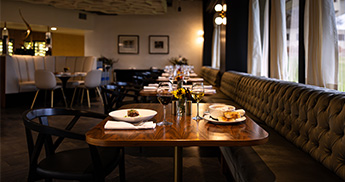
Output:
[156, 82, 173, 126]
[191, 82, 204, 120]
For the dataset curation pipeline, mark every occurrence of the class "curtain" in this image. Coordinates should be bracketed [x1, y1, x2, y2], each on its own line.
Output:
[287, 0, 300, 82]
[270, 0, 288, 80]
[211, 23, 220, 69]
[247, 0, 262, 76]
[304, 0, 338, 89]
[261, 0, 269, 77]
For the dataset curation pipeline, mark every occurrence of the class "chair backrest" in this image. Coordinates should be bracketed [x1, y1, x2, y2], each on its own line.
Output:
[34, 69, 57, 89]
[100, 85, 122, 114]
[22, 108, 108, 180]
[85, 70, 102, 88]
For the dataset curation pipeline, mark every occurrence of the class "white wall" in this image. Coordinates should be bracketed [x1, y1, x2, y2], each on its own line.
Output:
[1, 0, 204, 73]
[85, 1, 204, 72]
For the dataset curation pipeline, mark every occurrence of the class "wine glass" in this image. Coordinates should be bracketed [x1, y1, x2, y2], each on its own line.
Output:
[157, 82, 173, 126]
[191, 82, 204, 120]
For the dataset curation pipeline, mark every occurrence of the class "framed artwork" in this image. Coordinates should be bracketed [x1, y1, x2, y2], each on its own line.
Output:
[118, 35, 139, 54]
[149, 35, 169, 54]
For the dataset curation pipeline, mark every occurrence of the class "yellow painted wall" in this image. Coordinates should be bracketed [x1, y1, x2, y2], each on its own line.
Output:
[52, 33, 84, 56]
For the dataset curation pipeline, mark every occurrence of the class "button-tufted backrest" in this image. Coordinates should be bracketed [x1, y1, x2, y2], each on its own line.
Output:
[224, 71, 345, 180]
[200, 66, 221, 86]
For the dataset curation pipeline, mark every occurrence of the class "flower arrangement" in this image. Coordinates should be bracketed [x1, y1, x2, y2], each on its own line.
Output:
[98, 56, 119, 71]
[63, 67, 70, 72]
[169, 56, 188, 65]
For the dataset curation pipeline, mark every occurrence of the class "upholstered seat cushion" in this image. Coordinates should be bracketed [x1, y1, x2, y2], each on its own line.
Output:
[19, 81, 37, 92]
[251, 124, 344, 182]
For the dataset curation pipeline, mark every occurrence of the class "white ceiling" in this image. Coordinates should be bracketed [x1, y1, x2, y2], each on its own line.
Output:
[14, 0, 169, 15]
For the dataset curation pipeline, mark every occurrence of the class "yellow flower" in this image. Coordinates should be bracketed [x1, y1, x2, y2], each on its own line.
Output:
[172, 88, 186, 99]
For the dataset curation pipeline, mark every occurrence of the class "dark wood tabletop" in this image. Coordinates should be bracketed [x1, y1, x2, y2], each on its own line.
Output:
[86, 103, 269, 147]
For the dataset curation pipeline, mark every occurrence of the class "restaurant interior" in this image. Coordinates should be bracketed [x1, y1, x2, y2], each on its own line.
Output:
[1, 0, 345, 181]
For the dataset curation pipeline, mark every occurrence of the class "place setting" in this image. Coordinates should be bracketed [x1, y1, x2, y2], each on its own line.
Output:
[203, 104, 246, 125]
[106, 109, 157, 130]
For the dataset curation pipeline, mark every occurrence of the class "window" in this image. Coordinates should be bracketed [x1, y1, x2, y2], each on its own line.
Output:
[286, 0, 299, 82]
[335, 0, 345, 91]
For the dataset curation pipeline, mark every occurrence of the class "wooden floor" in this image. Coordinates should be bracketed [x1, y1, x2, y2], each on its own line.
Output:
[0, 91, 228, 182]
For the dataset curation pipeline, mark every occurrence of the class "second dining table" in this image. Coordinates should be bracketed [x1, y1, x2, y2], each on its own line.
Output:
[86, 103, 269, 182]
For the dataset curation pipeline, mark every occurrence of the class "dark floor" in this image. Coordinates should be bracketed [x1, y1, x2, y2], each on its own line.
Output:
[0, 91, 228, 182]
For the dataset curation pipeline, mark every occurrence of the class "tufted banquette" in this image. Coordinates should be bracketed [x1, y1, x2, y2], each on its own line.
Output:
[199, 66, 222, 87]
[203, 71, 345, 182]
[5, 55, 97, 94]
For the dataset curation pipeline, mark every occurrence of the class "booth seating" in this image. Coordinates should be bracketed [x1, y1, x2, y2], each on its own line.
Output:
[199, 66, 221, 87]
[4, 55, 97, 94]
[203, 71, 345, 182]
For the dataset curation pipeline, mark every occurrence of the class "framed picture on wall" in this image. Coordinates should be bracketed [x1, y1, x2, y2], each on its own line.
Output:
[149, 35, 169, 54]
[118, 35, 139, 54]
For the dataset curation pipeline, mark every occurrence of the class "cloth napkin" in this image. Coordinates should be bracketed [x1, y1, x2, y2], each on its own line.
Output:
[148, 83, 159, 87]
[162, 73, 170, 77]
[205, 89, 216, 94]
[204, 85, 213, 89]
[104, 121, 156, 130]
[158, 76, 167, 79]
[143, 86, 157, 90]
[188, 78, 204, 82]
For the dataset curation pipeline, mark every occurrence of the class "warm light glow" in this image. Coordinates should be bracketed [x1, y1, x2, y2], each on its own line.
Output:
[50, 27, 57, 31]
[222, 4, 227, 12]
[197, 37, 204, 43]
[215, 4, 223, 12]
[222, 17, 227, 25]
[215, 17, 223, 25]
[197, 30, 204, 36]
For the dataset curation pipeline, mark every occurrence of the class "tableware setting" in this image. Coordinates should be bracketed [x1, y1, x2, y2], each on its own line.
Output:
[192, 82, 204, 120]
[204, 104, 246, 124]
[156, 82, 174, 126]
[104, 121, 156, 130]
[109, 109, 157, 123]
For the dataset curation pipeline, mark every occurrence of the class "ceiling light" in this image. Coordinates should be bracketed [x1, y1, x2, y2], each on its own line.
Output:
[222, 4, 227, 12]
[50, 27, 57, 31]
[222, 17, 227, 25]
[197, 30, 204, 36]
[215, 4, 223, 12]
[215, 17, 223, 25]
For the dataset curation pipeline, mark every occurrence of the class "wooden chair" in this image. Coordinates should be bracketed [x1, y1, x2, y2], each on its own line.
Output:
[22, 108, 125, 182]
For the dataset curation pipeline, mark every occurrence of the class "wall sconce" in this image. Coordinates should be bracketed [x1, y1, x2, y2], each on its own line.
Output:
[214, 3, 227, 25]
[197, 30, 204, 43]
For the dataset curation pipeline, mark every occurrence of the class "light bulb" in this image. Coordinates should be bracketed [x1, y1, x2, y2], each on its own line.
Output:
[222, 17, 227, 25]
[215, 4, 223, 12]
[223, 4, 227, 12]
[197, 30, 204, 36]
[215, 17, 223, 25]
[50, 27, 57, 31]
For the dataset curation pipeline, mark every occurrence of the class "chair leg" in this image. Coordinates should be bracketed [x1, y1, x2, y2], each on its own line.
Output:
[86, 89, 91, 108]
[81, 89, 85, 104]
[51, 90, 54, 108]
[60, 88, 68, 108]
[119, 147, 126, 182]
[31, 90, 40, 109]
[70, 87, 78, 107]
[96, 87, 104, 106]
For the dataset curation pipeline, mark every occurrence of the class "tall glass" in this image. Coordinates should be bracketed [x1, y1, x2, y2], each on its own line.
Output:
[157, 82, 173, 126]
[191, 82, 204, 120]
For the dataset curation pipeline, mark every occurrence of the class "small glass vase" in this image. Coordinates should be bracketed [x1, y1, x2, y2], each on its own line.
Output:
[177, 98, 186, 116]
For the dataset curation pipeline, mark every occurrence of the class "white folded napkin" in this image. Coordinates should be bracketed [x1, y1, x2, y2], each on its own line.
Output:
[105, 121, 156, 130]
[189, 73, 198, 77]
[148, 83, 159, 87]
[205, 89, 216, 94]
[188, 78, 204, 82]
[204, 85, 213, 89]
[162, 73, 170, 77]
[158, 76, 167, 79]
[143, 86, 157, 90]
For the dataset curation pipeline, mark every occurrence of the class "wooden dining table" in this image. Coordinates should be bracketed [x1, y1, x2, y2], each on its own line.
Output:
[86, 103, 269, 182]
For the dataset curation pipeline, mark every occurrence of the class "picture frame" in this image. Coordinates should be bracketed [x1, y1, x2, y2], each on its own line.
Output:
[118, 35, 139, 54]
[149, 35, 169, 54]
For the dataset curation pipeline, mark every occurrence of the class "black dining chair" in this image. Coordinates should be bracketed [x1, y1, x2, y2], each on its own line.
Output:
[22, 108, 125, 182]
[100, 84, 124, 114]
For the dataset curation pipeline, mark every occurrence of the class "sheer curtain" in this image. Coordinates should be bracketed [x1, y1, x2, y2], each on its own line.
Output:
[211, 22, 220, 69]
[287, 0, 299, 82]
[304, 0, 338, 89]
[247, 0, 262, 75]
[270, 0, 289, 80]
[261, 0, 269, 77]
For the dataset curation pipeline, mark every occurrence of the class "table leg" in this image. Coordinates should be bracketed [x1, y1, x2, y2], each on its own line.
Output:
[174, 146, 183, 182]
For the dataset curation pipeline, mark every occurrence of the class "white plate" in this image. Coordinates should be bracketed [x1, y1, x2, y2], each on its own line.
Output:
[109, 109, 157, 123]
[204, 114, 246, 124]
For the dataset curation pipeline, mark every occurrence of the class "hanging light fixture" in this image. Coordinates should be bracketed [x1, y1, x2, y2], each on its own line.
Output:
[2, 22, 9, 55]
[214, 3, 227, 25]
